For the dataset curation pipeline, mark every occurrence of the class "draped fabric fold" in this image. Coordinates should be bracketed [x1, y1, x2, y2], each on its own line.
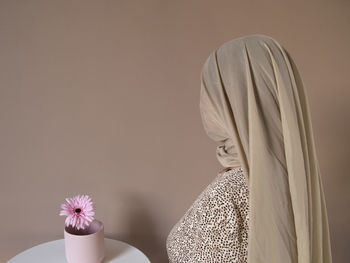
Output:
[199, 34, 332, 263]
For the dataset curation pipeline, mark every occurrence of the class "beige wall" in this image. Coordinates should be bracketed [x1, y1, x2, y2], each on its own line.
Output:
[1, 0, 349, 262]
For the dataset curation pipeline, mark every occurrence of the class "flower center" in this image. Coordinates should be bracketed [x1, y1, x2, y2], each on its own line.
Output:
[75, 208, 82, 214]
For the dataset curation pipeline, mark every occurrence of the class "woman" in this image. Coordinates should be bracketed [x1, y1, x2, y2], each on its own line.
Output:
[166, 34, 332, 263]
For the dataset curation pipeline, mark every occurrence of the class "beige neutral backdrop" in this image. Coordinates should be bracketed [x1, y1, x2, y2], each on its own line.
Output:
[0, 0, 349, 262]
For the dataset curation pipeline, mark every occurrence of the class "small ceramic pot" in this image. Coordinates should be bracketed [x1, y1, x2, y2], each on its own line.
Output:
[64, 219, 105, 263]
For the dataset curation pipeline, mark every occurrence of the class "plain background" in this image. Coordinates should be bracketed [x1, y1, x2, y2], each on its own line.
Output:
[0, 0, 349, 262]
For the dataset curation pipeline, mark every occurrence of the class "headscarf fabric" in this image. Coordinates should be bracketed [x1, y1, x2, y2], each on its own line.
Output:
[199, 34, 332, 263]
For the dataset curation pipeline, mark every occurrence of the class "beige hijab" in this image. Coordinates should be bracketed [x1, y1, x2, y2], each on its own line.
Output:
[200, 34, 332, 263]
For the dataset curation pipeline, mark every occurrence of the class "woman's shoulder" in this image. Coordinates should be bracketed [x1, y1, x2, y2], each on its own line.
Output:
[217, 166, 246, 189]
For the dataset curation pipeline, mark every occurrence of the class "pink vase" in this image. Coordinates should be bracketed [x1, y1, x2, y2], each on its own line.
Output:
[64, 219, 105, 263]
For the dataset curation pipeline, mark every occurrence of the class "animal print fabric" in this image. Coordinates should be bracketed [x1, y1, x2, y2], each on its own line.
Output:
[166, 167, 249, 263]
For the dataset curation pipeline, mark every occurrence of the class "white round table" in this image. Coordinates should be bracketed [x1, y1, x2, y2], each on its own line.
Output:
[7, 238, 151, 263]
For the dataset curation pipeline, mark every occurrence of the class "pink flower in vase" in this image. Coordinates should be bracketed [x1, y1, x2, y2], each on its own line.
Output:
[59, 195, 95, 230]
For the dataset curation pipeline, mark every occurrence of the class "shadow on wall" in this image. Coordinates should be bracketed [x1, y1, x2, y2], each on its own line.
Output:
[108, 194, 169, 263]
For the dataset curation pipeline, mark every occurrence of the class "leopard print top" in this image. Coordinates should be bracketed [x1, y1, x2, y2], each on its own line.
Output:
[166, 167, 249, 263]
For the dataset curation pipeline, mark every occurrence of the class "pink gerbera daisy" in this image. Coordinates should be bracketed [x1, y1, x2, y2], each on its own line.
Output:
[59, 195, 95, 230]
